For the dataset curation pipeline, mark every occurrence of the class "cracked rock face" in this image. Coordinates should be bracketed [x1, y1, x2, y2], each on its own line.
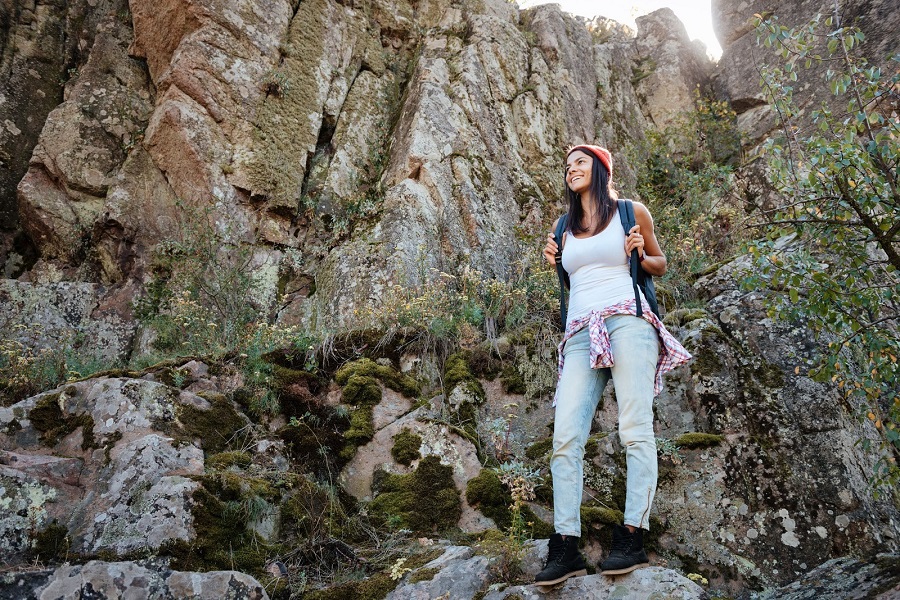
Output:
[5, 0, 713, 331]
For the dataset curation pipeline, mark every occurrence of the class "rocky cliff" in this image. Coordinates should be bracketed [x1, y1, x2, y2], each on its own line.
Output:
[0, 0, 898, 598]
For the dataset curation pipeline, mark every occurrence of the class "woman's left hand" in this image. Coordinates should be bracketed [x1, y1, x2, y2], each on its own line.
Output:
[625, 225, 644, 259]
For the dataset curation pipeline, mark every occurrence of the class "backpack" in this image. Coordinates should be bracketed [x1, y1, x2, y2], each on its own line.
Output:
[553, 199, 659, 329]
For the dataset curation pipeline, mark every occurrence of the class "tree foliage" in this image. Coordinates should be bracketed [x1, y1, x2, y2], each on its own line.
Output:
[746, 12, 900, 487]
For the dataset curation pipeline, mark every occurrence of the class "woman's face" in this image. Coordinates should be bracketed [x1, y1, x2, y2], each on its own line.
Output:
[565, 150, 592, 194]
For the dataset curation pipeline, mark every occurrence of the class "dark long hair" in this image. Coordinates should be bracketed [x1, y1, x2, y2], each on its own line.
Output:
[565, 151, 617, 236]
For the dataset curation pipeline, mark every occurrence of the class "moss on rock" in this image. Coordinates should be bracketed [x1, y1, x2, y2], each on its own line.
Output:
[391, 428, 422, 466]
[370, 456, 461, 533]
[206, 450, 253, 471]
[408, 566, 440, 583]
[303, 573, 397, 600]
[675, 432, 725, 449]
[341, 374, 382, 406]
[31, 520, 70, 563]
[525, 438, 552, 461]
[462, 347, 503, 380]
[279, 476, 365, 543]
[28, 393, 97, 449]
[466, 469, 510, 528]
[583, 432, 608, 460]
[272, 363, 316, 388]
[500, 364, 526, 395]
[443, 353, 485, 401]
[465, 469, 553, 537]
[336, 358, 419, 397]
[276, 406, 352, 475]
[200, 471, 279, 503]
[344, 406, 375, 448]
[162, 486, 270, 574]
[178, 396, 248, 455]
[581, 505, 625, 528]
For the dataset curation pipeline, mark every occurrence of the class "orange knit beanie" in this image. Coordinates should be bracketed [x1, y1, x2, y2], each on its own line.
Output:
[568, 145, 612, 179]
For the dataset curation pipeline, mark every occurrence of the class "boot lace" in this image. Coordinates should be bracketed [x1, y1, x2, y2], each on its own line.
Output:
[610, 528, 633, 554]
[546, 536, 567, 564]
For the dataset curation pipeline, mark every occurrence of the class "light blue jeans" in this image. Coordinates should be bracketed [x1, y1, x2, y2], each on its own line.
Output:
[551, 315, 660, 534]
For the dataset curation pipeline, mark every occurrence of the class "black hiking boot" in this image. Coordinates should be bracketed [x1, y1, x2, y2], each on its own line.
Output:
[600, 524, 650, 575]
[534, 533, 588, 586]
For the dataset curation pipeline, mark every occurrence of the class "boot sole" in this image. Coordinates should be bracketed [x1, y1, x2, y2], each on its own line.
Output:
[535, 569, 587, 587]
[601, 562, 649, 576]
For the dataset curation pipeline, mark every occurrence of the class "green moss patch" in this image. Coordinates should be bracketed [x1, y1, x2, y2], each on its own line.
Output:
[336, 358, 419, 398]
[162, 486, 270, 574]
[28, 393, 97, 449]
[303, 573, 397, 600]
[584, 432, 609, 460]
[404, 547, 445, 570]
[581, 505, 625, 528]
[465, 469, 553, 537]
[341, 406, 375, 461]
[500, 364, 526, 395]
[461, 347, 503, 380]
[277, 406, 352, 476]
[675, 432, 725, 449]
[206, 450, 252, 471]
[279, 477, 367, 544]
[341, 374, 382, 406]
[525, 438, 552, 461]
[178, 396, 248, 454]
[408, 567, 440, 583]
[466, 470, 509, 527]
[443, 353, 485, 401]
[370, 456, 461, 533]
[31, 520, 70, 563]
[391, 428, 422, 466]
[200, 471, 279, 503]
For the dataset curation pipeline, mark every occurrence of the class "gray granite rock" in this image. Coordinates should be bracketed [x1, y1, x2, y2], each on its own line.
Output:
[482, 568, 708, 600]
[0, 560, 268, 600]
[748, 554, 900, 600]
[388, 545, 492, 600]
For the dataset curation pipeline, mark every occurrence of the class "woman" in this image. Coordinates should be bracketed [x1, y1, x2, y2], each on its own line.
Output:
[535, 145, 691, 585]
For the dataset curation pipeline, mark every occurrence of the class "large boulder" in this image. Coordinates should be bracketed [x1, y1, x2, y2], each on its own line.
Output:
[753, 554, 900, 599]
[340, 404, 494, 532]
[642, 257, 900, 592]
[0, 560, 268, 600]
[0, 377, 242, 560]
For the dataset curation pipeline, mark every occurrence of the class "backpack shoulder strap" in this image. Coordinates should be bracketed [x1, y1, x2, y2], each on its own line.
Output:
[554, 214, 570, 329]
[617, 199, 644, 318]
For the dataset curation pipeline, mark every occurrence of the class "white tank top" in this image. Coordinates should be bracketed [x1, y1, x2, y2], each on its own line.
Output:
[561, 217, 643, 325]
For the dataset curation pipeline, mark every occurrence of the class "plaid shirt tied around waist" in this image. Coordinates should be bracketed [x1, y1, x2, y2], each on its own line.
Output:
[553, 298, 692, 406]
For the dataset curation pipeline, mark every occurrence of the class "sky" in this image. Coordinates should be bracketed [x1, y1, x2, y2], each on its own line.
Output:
[517, 0, 723, 59]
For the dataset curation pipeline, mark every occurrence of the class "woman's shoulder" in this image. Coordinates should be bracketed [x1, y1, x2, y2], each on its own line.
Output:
[630, 200, 654, 222]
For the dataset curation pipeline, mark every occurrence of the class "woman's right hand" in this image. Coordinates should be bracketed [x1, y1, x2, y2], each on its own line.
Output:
[543, 231, 563, 266]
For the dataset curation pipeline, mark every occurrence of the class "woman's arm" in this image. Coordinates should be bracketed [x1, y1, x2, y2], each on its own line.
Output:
[624, 202, 667, 277]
